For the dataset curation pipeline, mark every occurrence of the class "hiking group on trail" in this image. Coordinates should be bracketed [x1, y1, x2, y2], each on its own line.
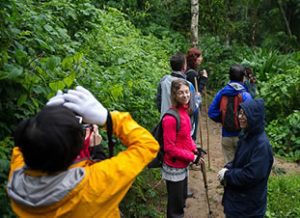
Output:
[7, 47, 273, 218]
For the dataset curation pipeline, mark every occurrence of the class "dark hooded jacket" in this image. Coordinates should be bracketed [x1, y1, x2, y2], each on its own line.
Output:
[222, 99, 274, 217]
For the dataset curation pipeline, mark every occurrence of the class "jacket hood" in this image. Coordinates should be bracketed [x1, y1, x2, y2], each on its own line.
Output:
[7, 167, 85, 207]
[171, 71, 186, 79]
[221, 82, 246, 96]
[240, 98, 265, 135]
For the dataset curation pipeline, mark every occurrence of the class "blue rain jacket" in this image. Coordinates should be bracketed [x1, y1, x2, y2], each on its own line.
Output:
[208, 81, 252, 137]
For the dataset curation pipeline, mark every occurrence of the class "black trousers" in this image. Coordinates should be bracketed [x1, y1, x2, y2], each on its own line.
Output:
[166, 177, 187, 218]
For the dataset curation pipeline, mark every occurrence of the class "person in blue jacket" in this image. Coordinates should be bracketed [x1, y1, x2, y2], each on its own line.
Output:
[218, 99, 274, 218]
[208, 64, 252, 163]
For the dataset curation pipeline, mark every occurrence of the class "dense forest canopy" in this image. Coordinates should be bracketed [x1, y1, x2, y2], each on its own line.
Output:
[0, 0, 299, 217]
[97, 0, 300, 51]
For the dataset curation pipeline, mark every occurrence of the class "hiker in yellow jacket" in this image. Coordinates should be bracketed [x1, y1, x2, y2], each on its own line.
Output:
[7, 86, 159, 218]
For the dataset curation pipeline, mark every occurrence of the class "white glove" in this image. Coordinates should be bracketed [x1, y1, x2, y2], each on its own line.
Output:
[63, 86, 108, 125]
[46, 90, 64, 106]
[218, 168, 228, 182]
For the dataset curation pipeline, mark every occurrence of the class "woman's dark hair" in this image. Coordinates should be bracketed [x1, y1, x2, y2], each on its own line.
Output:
[170, 79, 192, 114]
[14, 105, 84, 173]
[186, 47, 201, 70]
[229, 64, 245, 82]
[170, 53, 186, 71]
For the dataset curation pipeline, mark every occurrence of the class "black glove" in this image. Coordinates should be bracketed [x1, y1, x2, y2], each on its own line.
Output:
[193, 147, 207, 165]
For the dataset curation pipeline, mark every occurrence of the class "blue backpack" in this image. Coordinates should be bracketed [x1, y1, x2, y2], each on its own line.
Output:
[148, 108, 180, 168]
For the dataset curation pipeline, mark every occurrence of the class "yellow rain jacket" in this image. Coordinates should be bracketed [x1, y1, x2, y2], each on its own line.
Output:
[7, 111, 159, 217]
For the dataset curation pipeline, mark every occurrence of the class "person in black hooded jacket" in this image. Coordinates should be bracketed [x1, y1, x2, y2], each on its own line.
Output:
[217, 99, 274, 218]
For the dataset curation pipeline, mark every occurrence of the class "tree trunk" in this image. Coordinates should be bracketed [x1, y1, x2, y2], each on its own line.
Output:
[191, 0, 199, 47]
[278, 0, 292, 37]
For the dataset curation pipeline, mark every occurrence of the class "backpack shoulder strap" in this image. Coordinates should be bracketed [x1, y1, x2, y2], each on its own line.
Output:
[163, 108, 180, 132]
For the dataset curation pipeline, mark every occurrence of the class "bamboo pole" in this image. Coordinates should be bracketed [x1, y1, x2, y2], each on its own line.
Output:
[194, 78, 203, 147]
[203, 87, 211, 168]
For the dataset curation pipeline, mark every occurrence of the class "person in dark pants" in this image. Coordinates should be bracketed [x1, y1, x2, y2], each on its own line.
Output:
[161, 79, 200, 218]
[185, 47, 208, 142]
[218, 99, 274, 218]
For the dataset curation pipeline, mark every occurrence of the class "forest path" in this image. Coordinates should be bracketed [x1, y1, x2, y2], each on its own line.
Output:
[183, 110, 300, 218]
[184, 110, 225, 218]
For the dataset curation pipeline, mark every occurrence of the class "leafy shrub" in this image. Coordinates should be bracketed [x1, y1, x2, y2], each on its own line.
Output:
[266, 111, 300, 162]
[241, 49, 300, 83]
[0, 0, 182, 216]
[199, 34, 252, 89]
[198, 38, 300, 163]
[0, 137, 15, 217]
[259, 66, 300, 121]
[266, 174, 300, 218]
[240, 51, 300, 161]
[120, 169, 166, 217]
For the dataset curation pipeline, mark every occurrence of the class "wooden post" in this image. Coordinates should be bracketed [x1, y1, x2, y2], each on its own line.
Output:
[203, 87, 211, 168]
[194, 78, 203, 147]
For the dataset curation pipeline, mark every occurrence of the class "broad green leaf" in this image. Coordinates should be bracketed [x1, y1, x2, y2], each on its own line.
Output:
[110, 85, 123, 100]
[49, 81, 65, 91]
[31, 97, 39, 108]
[46, 56, 61, 71]
[43, 24, 54, 32]
[62, 56, 73, 69]
[63, 72, 76, 87]
[3, 64, 23, 79]
[17, 94, 27, 106]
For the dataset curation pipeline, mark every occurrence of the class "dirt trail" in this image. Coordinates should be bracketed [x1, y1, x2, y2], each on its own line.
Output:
[184, 111, 225, 218]
[184, 111, 300, 218]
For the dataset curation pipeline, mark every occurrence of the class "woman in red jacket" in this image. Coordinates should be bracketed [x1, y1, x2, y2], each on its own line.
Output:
[162, 79, 198, 218]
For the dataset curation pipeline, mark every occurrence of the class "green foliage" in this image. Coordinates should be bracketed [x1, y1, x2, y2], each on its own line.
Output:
[94, 0, 300, 51]
[0, 0, 180, 216]
[1, 0, 299, 217]
[240, 50, 300, 161]
[199, 34, 252, 89]
[241, 49, 300, 82]
[259, 66, 300, 120]
[266, 174, 300, 218]
[0, 137, 15, 217]
[0, 0, 177, 136]
[92, 0, 189, 52]
[202, 42, 300, 162]
[266, 111, 300, 162]
[120, 169, 166, 217]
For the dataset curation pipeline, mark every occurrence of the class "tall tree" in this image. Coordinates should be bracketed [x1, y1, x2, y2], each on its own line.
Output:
[278, 0, 292, 37]
[191, 0, 199, 47]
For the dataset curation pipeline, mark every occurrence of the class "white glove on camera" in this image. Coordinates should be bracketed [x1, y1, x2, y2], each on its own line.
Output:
[218, 168, 228, 182]
[63, 86, 108, 125]
[46, 90, 64, 106]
